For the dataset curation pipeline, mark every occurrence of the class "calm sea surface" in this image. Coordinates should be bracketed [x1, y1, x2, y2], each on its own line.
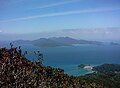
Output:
[1, 44, 120, 76]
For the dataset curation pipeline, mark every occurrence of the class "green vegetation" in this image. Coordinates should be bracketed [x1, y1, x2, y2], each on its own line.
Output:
[83, 72, 120, 88]
[93, 64, 120, 74]
[84, 64, 120, 88]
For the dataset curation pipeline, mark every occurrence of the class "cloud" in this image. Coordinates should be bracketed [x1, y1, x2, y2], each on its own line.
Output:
[1, 7, 120, 23]
[30, 0, 81, 9]
[61, 28, 120, 40]
[0, 30, 2, 33]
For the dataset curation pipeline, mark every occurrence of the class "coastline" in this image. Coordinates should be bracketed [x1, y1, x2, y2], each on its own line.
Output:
[56, 64, 97, 76]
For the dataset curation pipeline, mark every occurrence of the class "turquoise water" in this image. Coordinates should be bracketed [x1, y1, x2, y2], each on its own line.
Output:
[1, 44, 120, 76]
[21, 44, 120, 76]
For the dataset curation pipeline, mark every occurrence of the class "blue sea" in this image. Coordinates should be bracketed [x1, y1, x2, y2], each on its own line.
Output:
[1, 44, 120, 76]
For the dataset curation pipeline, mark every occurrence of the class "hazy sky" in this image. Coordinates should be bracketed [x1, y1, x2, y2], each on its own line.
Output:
[0, 0, 120, 40]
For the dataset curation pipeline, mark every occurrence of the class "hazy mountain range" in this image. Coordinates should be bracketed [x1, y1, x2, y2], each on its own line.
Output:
[13, 37, 103, 47]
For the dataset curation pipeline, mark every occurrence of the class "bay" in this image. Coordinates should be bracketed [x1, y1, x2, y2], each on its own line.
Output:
[1, 43, 120, 76]
[20, 44, 120, 76]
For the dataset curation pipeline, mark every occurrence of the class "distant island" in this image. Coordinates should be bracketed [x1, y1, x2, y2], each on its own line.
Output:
[13, 37, 103, 47]
[110, 42, 120, 46]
